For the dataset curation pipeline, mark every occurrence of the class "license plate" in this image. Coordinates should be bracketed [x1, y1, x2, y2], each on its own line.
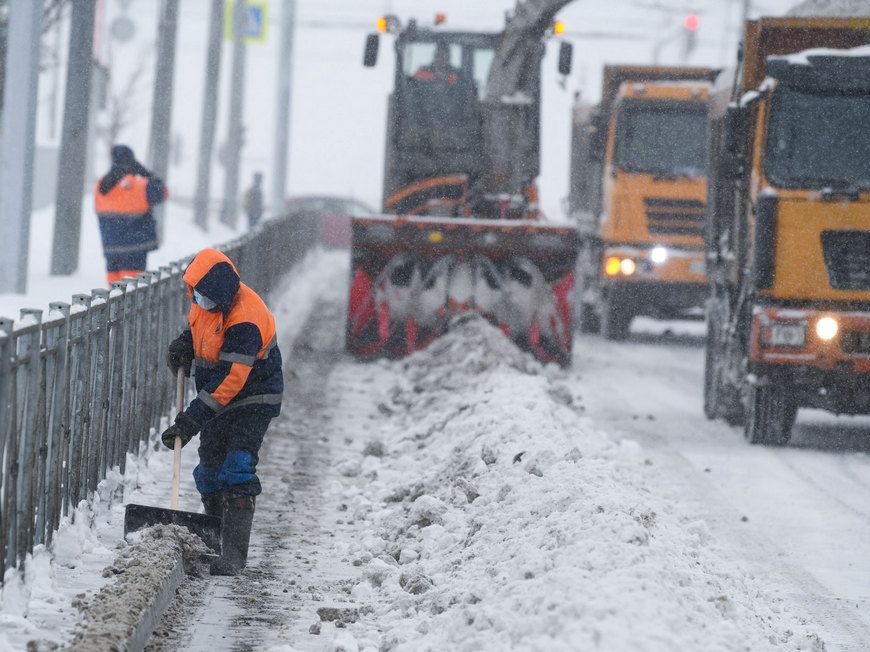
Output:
[763, 323, 806, 347]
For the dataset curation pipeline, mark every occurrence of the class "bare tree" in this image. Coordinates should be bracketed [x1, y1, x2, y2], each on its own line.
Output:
[103, 51, 151, 145]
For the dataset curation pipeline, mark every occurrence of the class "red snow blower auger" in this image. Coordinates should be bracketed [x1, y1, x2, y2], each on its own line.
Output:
[124, 369, 222, 552]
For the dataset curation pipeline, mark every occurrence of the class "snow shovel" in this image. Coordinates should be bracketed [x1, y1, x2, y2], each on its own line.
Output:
[123, 368, 222, 553]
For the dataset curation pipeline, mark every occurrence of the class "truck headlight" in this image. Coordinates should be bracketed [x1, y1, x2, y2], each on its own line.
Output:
[651, 246, 668, 264]
[620, 258, 636, 275]
[762, 322, 806, 347]
[815, 316, 839, 341]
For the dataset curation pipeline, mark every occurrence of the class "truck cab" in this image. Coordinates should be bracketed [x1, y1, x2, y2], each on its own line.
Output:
[366, 21, 542, 219]
[598, 80, 710, 334]
[570, 65, 718, 339]
[705, 20, 870, 444]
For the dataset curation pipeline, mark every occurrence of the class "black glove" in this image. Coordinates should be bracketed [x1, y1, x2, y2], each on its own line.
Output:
[167, 334, 194, 377]
[161, 413, 200, 449]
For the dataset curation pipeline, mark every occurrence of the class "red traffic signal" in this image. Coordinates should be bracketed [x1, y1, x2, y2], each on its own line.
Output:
[683, 14, 700, 31]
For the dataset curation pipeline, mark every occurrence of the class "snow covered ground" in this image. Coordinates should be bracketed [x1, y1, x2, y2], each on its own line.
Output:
[149, 256, 867, 651]
[4, 249, 870, 650]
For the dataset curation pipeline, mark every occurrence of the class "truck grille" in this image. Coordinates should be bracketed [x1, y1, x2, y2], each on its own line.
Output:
[842, 330, 870, 355]
[644, 198, 705, 236]
[821, 231, 870, 291]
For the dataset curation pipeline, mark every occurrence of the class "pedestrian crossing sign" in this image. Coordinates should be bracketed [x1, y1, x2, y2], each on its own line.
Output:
[225, 1, 269, 43]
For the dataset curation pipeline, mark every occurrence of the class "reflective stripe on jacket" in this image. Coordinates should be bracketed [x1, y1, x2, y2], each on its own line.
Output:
[180, 248, 283, 426]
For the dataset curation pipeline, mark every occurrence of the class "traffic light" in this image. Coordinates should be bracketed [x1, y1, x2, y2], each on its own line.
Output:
[683, 14, 700, 31]
[682, 13, 699, 60]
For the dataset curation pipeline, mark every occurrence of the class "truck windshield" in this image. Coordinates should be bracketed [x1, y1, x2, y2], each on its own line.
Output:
[614, 105, 708, 178]
[765, 87, 870, 189]
[401, 41, 494, 99]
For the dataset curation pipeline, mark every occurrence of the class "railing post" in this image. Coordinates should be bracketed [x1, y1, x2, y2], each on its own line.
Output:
[45, 302, 70, 543]
[68, 293, 93, 510]
[0, 317, 14, 574]
[137, 272, 160, 447]
[106, 284, 126, 476]
[17, 309, 43, 566]
[89, 289, 111, 492]
[113, 279, 136, 471]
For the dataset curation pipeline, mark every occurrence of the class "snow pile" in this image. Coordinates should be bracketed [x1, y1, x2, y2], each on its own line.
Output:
[772, 43, 870, 66]
[329, 317, 824, 651]
[787, 0, 870, 16]
[60, 525, 209, 651]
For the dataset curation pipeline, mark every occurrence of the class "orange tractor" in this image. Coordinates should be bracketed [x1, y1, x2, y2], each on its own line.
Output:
[346, 9, 578, 366]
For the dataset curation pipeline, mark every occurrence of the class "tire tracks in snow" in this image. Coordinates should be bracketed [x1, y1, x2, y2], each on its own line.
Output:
[573, 331, 870, 651]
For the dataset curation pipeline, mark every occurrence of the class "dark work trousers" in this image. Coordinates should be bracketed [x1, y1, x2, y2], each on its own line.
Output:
[193, 406, 273, 498]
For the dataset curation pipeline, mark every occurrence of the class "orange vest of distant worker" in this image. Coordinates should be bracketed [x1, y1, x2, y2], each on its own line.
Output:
[94, 175, 159, 255]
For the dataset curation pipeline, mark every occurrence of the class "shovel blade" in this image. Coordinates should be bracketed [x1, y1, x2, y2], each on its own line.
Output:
[124, 503, 222, 554]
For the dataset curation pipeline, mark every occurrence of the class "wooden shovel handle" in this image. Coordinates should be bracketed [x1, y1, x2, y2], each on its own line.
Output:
[170, 367, 184, 510]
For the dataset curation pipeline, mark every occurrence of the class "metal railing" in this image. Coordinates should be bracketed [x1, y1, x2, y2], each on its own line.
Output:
[0, 213, 317, 574]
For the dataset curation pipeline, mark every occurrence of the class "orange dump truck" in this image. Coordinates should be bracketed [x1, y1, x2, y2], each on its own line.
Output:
[704, 17, 870, 444]
[569, 65, 719, 339]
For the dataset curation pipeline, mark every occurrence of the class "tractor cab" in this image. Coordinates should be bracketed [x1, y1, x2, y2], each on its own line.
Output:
[365, 22, 505, 215]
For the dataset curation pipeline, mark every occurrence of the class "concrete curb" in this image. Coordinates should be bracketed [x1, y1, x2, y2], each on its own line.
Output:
[123, 554, 186, 652]
[62, 528, 207, 651]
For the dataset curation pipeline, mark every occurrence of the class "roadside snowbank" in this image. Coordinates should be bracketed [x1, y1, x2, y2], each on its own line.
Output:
[327, 316, 824, 651]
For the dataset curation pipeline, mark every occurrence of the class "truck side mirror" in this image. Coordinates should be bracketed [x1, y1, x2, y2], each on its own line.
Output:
[558, 42, 573, 76]
[589, 110, 607, 159]
[723, 104, 745, 178]
[723, 104, 743, 154]
[363, 33, 380, 67]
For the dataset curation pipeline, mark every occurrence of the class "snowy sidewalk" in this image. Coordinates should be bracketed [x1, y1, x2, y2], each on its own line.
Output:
[0, 249, 345, 650]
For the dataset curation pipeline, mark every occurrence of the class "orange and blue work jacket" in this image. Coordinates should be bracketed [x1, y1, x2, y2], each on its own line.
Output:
[178, 249, 283, 427]
[94, 174, 166, 255]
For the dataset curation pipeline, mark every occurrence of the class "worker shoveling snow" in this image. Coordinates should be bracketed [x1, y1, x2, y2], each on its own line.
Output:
[319, 315, 824, 651]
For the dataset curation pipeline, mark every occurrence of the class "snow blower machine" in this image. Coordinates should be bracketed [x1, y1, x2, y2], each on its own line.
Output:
[347, 8, 578, 366]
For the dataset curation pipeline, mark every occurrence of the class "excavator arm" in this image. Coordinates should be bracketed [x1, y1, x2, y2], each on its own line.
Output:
[481, 0, 575, 207]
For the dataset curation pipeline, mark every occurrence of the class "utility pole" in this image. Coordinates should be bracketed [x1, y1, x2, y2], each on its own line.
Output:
[51, 0, 96, 276]
[50, 1, 96, 276]
[148, 0, 180, 241]
[271, 0, 296, 216]
[0, 0, 42, 293]
[194, 0, 225, 231]
[220, 0, 248, 229]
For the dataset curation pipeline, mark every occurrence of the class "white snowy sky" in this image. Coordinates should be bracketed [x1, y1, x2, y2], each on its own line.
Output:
[36, 0, 800, 220]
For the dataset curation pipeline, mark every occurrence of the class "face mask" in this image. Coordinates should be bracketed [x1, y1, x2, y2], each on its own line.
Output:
[193, 289, 218, 311]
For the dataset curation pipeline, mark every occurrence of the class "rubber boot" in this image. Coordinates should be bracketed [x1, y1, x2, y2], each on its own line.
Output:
[201, 493, 223, 518]
[210, 493, 255, 576]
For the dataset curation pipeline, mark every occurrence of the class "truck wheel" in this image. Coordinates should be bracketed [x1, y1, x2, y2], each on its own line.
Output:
[602, 294, 632, 341]
[578, 302, 600, 334]
[744, 382, 796, 446]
